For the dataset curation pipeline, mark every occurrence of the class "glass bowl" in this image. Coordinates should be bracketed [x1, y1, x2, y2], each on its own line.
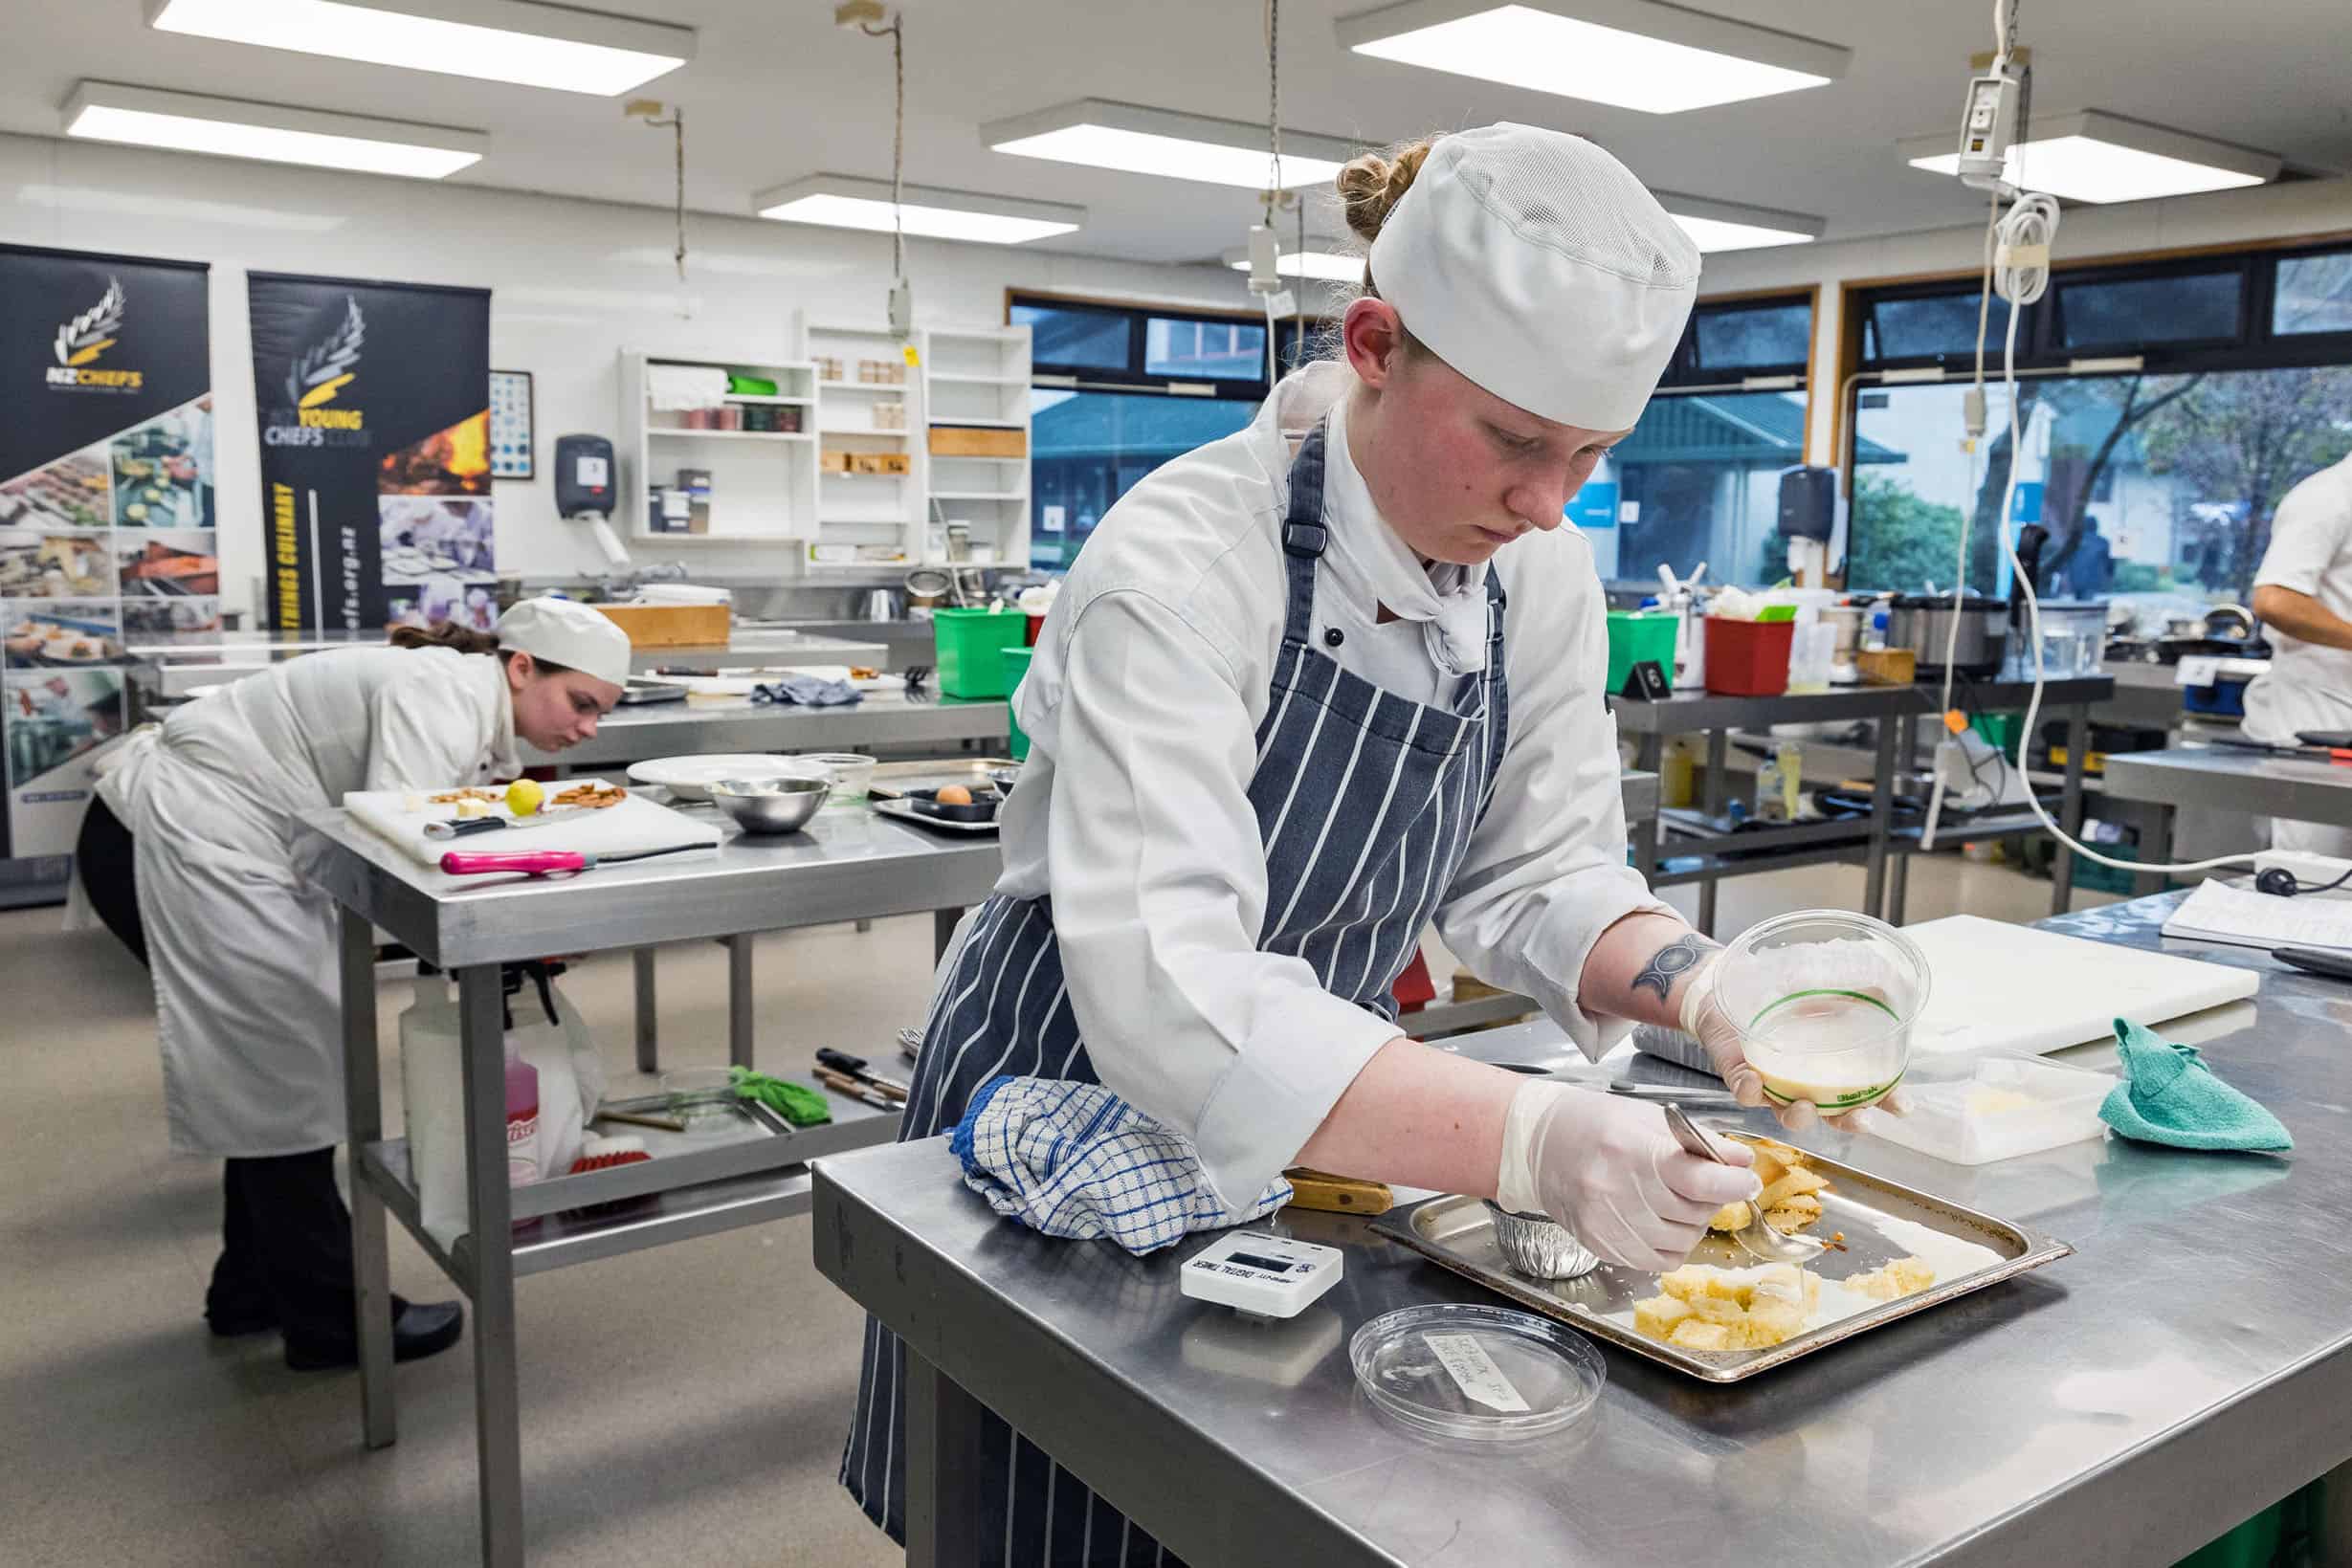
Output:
[1713, 910, 1930, 1113]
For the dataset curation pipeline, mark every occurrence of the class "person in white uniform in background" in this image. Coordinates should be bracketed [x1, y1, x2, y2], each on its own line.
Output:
[2244, 453, 2352, 855]
[75, 598, 629, 1370]
[845, 125, 1849, 1560]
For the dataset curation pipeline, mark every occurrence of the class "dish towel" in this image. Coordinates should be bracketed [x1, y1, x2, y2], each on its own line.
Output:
[950, 1076, 1292, 1255]
[2098, 1018, 2293, 1152]
[750, 675, 859, 707]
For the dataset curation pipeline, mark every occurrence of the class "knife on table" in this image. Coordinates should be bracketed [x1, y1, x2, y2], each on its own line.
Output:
[439, 844, 711, 877]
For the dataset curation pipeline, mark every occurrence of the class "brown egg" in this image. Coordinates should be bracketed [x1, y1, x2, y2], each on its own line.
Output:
[935, 784, 973, 806]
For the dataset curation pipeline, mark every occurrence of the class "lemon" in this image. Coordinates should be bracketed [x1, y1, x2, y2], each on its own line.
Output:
[505, 779, 545, 817]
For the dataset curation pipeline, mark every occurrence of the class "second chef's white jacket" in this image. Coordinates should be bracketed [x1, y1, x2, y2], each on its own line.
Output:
[998, 360, 1667, 1205]
[100, 646, 519, 1156]
[2244, 454, 2352, 854]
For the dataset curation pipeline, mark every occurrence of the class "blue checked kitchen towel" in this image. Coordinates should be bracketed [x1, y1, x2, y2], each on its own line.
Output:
[949, 1076, 1292, 1255]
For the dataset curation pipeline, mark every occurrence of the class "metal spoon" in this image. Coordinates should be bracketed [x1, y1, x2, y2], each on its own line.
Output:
[1661, 1101, 1822, 1264]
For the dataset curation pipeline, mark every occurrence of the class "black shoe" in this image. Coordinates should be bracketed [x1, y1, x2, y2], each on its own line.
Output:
[283, 1300, 465, 1372]
[206, 1305, 277, 1337]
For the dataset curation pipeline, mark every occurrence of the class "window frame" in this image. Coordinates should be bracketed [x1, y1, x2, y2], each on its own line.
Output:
[1009, 289, 1281, 402]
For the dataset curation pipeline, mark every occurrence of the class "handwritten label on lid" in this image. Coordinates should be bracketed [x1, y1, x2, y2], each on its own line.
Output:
[1423, 1332, 1530, 1414]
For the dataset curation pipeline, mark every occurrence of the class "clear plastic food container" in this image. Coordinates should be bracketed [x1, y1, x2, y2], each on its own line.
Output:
[1853, 1050, 2113, 1165]
[1714, 910, 1930, 1114]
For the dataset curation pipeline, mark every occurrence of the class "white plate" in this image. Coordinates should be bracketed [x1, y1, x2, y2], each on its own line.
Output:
[627, 754, 826, 802]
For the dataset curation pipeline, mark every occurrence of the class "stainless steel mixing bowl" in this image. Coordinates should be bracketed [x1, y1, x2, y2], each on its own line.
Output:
[710, 776, 830, 834]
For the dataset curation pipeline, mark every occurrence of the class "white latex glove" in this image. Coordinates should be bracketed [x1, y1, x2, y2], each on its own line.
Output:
[1495, 1081, 1760, 1273]
[1679, 955, 1898, 1134]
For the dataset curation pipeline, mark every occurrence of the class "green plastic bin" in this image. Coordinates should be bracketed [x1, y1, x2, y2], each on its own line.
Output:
[1606, 611, 1679, 696]
[1003, 646, 1034, 761]
[932, 607, 1029, 698]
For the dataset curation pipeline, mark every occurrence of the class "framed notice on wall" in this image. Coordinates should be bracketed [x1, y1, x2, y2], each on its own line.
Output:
[489, 368, 533, 479]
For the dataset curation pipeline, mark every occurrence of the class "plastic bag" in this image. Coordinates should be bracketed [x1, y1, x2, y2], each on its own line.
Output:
[399, 971, 604, 1249]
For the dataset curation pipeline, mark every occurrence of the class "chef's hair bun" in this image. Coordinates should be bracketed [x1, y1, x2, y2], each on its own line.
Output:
[1339, 139, 1435, 245]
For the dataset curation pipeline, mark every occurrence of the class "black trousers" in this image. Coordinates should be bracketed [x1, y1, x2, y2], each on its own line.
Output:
[78, 798, 389, 1348]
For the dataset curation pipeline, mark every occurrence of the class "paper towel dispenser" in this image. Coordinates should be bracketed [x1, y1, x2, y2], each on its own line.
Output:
[554, 433, 615, 520]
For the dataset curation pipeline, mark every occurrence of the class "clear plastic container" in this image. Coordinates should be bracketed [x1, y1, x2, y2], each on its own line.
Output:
[1351, 1303, 1605, 1442]
[1853, 1050, 2113, 1164]
[1714, 911, 1930, 1113]
[660, 1067, 741, 1134]
[797, 753, 876, 803]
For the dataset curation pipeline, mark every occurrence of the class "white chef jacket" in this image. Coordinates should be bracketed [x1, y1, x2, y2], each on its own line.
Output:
[998, 361, 1668, 1202]
[2243, 454, 2352, 854]
[99, 646, 519, 1156]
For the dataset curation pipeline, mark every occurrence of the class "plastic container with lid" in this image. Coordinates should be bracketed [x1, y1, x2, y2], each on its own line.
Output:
[1350, 1303, 1605, 1443]
[1853, 1050, 2113, 1164]
[1714, 910, 1930, 1113]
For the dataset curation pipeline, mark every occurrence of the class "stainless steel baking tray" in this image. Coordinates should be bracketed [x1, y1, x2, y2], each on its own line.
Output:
[866, 758, 1021, 799]
[1369, 1128, 2072, 1383]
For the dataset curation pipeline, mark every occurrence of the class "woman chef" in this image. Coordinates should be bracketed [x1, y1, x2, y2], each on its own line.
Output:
[77, 598, 630, 1370]
[844, 125, 1831, 1560]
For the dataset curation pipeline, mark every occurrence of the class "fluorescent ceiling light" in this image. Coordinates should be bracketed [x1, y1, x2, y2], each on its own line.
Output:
[984, 99, 1353, 189]
[1901, 111, 2278, 204]
[1337, 0, 1847, 114]
[61, 81, 483, 179]
[1654, 190, 1822, 252]
[145, 0, 691, 96]
[1222, 245, 1365, 282]
[755, 175, 1083, 246]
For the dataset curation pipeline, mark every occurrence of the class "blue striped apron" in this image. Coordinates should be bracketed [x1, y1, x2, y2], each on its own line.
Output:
[841, 420, 1511, 1564]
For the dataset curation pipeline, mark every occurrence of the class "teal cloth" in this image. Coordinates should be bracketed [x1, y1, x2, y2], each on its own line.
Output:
[2098, 1018, 2293, 1152]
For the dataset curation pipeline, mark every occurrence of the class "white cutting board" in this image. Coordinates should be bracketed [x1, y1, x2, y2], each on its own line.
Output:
[344, 779, 721, 870]
[1903, 915, 2260, 1059]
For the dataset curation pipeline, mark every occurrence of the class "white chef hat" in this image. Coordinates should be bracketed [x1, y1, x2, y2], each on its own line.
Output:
[496, 597, 632, 688]
[1366, 123, 1700, 432]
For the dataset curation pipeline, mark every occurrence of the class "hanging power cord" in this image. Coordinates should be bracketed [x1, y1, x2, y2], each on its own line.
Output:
[856, 9, 910, 336]
[624, 99, 688, 288]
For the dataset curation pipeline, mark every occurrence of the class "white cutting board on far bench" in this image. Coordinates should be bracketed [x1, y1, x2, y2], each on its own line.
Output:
[344, 779, 721, 871]
[1902, 915, 2259, 1059]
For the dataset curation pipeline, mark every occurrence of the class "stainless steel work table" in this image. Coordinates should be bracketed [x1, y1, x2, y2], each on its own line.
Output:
[815, 890, 2342, 1568]
[2101, 744, 2352, 839]
[305, 803, 1003, 1567]
[1611, 676, 2112, 929]
[522, 690, 1012, 768]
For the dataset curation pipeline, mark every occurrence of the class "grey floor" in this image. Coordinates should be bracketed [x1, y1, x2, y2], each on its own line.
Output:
[0, 850, 2102, 1566]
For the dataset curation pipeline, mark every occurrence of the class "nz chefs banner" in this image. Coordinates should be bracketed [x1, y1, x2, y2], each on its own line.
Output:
[248, 273, 494, 634]
[0, 243, 214, 896]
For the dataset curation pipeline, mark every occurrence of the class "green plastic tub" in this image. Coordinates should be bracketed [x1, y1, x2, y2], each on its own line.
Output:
[1003, 646, 1034, 760]
[1606, 611, 1680, 696]
[932, 607, 1030, 698]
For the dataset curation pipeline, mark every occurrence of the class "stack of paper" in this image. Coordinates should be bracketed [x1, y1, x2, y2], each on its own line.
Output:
[2161, 881, 2352, 953]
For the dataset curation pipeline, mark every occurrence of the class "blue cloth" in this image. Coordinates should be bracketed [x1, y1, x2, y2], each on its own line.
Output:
[2098, 1018, 2293, 1152]
[750, 675, 859, 707]
[843, 417, 1511, 1563]
[949, 1075, 1291, 1254]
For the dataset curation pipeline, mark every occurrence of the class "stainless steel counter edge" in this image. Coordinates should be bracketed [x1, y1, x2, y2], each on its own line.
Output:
[1609, 676, 2114, 732]
[303, 811, 1003, 967]
[811, 1152, 1392, 1567]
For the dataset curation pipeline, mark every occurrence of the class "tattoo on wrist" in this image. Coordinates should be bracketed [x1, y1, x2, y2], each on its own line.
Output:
[1631, 933, 1720, 1004]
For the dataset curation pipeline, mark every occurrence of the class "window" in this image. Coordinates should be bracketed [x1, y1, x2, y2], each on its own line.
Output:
[1028, 389, 1256, 570]
[1864, 288, 2020, 363]
[1143, 317, 1266, 381]
[1844, 369, 2352, 616]
[2055, 270, 2241, 349]
[2274, 250, 2352, 336]
[1845, 245, 2352, 629]
[1010, 294, 1278, 571]
[1691, 301, 1811, 374]
[1011, 302, 1132, 372]
[1575, 293, 1817, 586]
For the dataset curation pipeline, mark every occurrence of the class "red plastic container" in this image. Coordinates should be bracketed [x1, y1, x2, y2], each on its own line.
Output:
[1703, 617, 1795, 696]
